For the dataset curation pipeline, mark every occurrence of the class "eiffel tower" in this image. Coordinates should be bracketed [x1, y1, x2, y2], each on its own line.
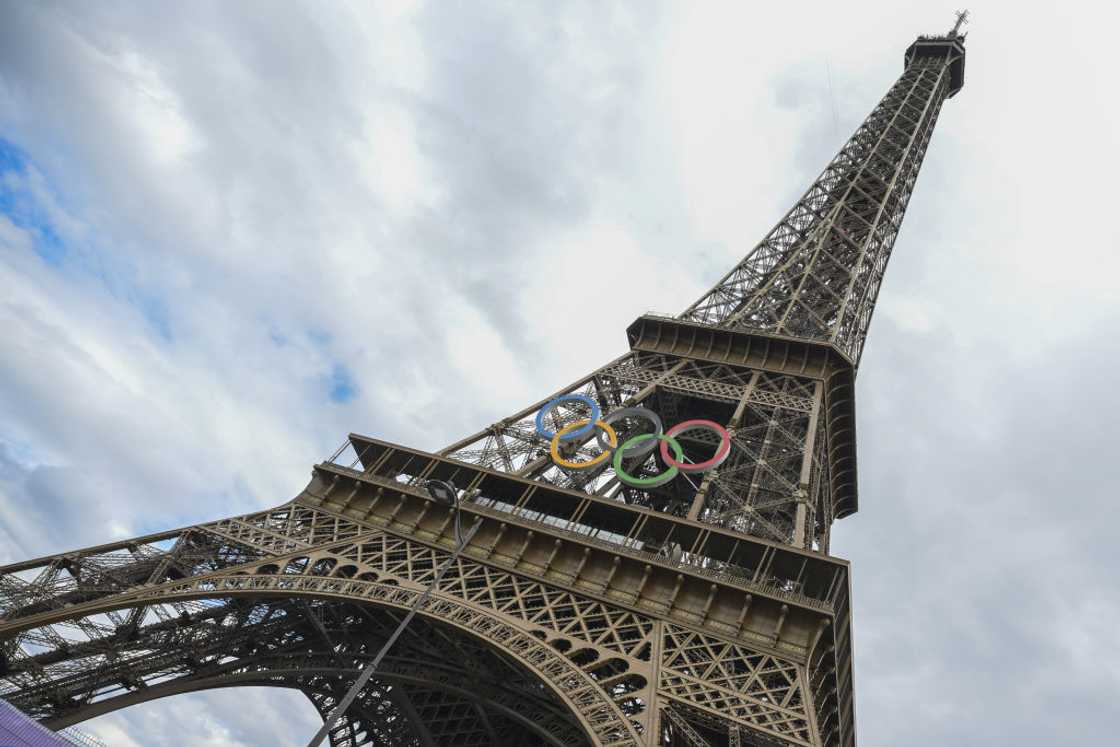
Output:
[0, 17, 967, 747]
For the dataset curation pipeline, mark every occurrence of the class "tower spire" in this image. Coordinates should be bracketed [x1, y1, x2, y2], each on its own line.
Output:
[679, 25, 966, 365]
[951, 9, 970, 38]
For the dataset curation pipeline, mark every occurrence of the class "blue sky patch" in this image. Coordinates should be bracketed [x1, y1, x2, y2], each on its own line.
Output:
[0, 138, 176, 341]
[328, 363, 357, 403]
[307, 328, 333, 347]
[0, 138, 67, 265]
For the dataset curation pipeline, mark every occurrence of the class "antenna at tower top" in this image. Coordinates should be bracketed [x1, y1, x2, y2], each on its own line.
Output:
[950, 9, 969, 37]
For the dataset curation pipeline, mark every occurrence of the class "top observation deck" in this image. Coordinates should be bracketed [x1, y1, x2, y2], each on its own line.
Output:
[905, 12, 968, 97]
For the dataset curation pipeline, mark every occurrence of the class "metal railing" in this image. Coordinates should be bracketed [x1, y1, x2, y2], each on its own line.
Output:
[320, 445, 838, 613]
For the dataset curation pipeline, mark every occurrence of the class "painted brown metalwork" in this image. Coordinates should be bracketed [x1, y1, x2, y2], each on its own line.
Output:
[0, 21, 966, 747]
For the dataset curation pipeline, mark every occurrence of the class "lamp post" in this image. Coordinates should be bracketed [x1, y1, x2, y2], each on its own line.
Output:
[305, 480, 481, 747]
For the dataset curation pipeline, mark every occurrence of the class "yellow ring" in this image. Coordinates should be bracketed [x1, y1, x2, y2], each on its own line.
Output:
[550, 419, 618, 469]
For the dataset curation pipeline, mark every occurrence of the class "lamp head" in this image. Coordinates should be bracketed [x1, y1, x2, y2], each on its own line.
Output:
[425, 480, 459, 507]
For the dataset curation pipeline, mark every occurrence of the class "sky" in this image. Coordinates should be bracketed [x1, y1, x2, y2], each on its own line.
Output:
[1, 0, 1118, 745]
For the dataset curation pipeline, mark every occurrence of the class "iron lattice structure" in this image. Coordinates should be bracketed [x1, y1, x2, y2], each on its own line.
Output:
[0, 25, 966, 747]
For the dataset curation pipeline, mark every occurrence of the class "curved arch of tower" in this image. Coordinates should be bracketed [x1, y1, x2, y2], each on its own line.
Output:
[1, 21, 966, 747]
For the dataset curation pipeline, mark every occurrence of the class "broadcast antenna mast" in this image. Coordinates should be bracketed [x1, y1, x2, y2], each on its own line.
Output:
[950, 10, 970, 37]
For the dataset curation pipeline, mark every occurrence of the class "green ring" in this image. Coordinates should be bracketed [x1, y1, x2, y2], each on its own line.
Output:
[613, 433, 682, 488]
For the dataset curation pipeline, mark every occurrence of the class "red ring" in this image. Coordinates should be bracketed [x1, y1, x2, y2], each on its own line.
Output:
[659, 419, 731, 473]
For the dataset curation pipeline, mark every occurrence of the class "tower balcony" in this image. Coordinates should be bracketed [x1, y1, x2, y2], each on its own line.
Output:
[905, 34, 966, 97]
[626, 313, 859, 520]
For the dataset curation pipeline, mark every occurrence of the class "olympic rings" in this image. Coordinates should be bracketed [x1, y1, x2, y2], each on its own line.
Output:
[661, 420, 731, 473]
[550, 419, 618, 469]
[613, 433, 682, 487]
[596, 407, 663, 460]
[534, 397, 731, 489]
[535, 394, 600, 441]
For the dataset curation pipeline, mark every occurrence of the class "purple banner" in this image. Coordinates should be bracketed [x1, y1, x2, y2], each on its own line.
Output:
[0, 699, 79, 747]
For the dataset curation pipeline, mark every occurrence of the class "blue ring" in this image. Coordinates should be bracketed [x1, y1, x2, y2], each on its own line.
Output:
[535, 394, 600, 441]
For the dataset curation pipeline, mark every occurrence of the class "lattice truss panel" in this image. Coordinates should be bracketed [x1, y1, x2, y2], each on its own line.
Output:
[0, 528, 267, 694]
[1, 501, 823, 747]
[283, 533, 656, 742]
[437, 352, 832, 550]
[305, 680, 422, 747]
[4, 592, 583, 746]
[0, 506, 342, 713]
[661, 700, 793, 747]
[680, 56, 952, 364]
[0, 506, 638, 746]
[659, 625, 811, 746]
[332, 533, 654, 663]
[691, 374, 825, 549]
[297, 526, 819, 746]
[273, 601, 589, 747]
[807, 572, 852, 747]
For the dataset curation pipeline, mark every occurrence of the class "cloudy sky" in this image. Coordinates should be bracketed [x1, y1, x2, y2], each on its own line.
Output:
[2, 0, 1118, 744]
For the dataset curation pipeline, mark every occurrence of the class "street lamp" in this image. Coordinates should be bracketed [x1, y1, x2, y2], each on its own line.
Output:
[305, 480, 481, 747]
[426, 479, 465, 553]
